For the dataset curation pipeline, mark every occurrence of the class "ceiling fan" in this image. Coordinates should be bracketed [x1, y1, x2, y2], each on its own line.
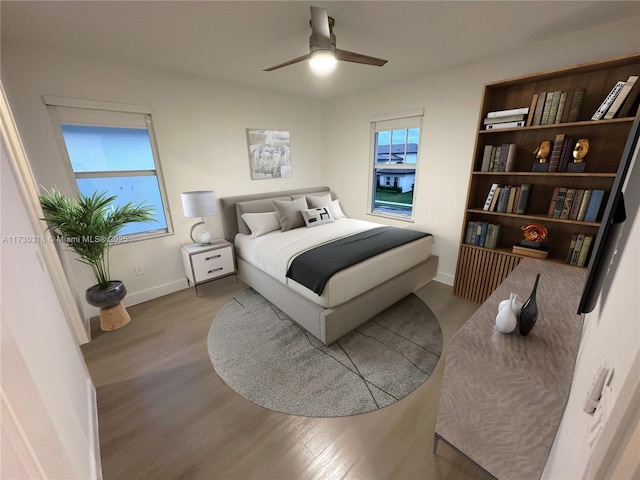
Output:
[263, 6, 388, 76]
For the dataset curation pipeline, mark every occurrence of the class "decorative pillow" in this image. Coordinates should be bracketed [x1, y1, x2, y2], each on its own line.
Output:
[301, 207, 334, 227]
[307, 193, 346, 219]
[272, 196, 308, 232]
[241, 211, 281, 238]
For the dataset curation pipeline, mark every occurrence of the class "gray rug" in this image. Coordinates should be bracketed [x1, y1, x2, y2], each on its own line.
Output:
[207, 289, 442, 417]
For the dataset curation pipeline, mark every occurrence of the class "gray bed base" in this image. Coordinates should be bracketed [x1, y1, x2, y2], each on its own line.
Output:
[219, 186, 439, 345]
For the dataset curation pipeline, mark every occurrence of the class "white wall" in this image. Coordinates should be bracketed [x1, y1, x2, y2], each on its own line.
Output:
[325, 16, 640, 285]
[1, 140, 100, 478]
[1, 43, 326, 320]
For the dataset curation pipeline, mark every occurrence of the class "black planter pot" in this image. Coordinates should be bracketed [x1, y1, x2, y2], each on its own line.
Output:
[86, 280, 127, 308]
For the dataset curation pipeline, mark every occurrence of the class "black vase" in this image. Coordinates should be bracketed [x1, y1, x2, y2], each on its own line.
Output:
[86, 280, 127, 308]
[519, 274, 540, 336]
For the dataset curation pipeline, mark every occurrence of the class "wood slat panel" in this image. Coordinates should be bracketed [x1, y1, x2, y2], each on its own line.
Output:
[453, 246, 521, 303]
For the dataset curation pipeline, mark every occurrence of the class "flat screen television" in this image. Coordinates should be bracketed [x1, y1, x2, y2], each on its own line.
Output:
[577, 115, 640, 314]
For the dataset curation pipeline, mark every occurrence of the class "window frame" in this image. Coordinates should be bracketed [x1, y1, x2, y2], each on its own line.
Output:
[368, 109, 424, 221]
[45, 96, 173, 241]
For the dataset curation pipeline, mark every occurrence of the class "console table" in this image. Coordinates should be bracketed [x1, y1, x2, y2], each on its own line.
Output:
[434, 258, 586, 480]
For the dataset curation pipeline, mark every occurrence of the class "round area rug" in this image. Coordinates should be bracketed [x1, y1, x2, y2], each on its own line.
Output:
[207, 288, 442, 417]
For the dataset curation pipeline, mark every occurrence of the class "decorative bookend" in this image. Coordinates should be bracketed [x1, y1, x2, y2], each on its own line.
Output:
[567, 138, 589, 173]
[519, 274, 540, 336]
[532, 140, 551, 172]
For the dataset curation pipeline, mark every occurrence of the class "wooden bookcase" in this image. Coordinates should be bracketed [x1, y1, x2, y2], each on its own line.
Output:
[453, 53, 640, 303]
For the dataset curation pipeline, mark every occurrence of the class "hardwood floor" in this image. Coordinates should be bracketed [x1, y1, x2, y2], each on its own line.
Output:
[81, 278, 489, 479]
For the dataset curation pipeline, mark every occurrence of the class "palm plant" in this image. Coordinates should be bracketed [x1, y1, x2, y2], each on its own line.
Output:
[39, 188, 154, 289]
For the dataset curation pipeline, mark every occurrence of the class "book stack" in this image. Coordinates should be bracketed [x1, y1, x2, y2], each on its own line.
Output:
[546, 133, 579, 173]
[566, 233, 594, 267]
[483, 108, 528, 130]
[480, 143, 517, 172]
[547, 188, 606, 222]
[483, 183, 532, 214]
[592, 75, 640, 120]
[465, 221, 500, 249]
[528, 88, 585, 126]
[512, 243, 549, 259]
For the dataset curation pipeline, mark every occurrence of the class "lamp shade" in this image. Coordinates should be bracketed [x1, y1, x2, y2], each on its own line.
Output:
[181, 190, 218, 218]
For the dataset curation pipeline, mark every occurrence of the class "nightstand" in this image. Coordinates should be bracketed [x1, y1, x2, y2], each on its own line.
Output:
[181, 240, 236, 294]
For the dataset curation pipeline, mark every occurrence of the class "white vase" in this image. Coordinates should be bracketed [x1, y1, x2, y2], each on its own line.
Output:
[496, 293, 518, 334]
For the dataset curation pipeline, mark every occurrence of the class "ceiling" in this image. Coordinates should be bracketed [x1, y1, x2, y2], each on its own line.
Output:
[2, 1, 639, 100]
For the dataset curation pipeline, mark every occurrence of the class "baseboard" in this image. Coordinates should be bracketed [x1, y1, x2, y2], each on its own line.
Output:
[86, 378, 102, 480]
[434, 271, 454, 286]
[82, 279, 188, 320]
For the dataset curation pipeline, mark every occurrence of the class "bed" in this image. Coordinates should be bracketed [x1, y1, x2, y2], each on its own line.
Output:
[220, 186, 438, 345]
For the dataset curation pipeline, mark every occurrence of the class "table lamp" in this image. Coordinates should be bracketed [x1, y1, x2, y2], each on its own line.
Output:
[181, 190, 218, 245]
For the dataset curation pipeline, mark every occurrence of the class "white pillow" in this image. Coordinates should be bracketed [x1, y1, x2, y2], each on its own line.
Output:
[241, 211, 281, 238]
[306, 194, 346, 219]
[301, 207, 334, 227]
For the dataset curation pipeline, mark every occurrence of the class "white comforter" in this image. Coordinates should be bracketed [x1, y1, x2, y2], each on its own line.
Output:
[234, 218, 433, 308]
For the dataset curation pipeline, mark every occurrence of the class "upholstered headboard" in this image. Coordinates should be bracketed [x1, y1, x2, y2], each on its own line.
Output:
[219, 186, 333, 242]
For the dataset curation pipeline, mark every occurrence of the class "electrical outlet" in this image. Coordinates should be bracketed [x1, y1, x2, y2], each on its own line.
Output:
[134, 265, 144, 276]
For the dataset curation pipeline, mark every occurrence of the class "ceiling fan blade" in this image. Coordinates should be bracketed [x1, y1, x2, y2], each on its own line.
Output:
[309, 6, 332, 49]
[263, 53, 311, 72]
[335, 49, 388, 67]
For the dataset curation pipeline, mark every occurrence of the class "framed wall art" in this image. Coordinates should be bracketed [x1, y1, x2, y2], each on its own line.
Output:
[246, 129, 291, 179]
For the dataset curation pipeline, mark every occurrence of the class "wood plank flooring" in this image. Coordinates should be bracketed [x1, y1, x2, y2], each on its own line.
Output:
[81, 278, 490, 479]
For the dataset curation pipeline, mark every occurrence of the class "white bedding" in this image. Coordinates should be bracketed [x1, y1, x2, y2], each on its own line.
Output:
[234, 218, 433, 308]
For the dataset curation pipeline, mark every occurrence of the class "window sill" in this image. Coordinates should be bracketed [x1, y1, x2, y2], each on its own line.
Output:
[367, 211, 414, 223]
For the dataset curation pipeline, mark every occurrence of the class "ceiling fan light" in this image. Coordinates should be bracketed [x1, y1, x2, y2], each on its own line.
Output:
[309, 50, 337, 77]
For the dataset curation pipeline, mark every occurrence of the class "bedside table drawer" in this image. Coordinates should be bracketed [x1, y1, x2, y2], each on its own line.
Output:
[191, 247, 235, 282]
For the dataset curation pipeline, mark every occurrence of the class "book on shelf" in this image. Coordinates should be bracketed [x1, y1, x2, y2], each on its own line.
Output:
[548, 187, 561, 217]
[568, 189, 585, 220]
[496, 185, 511, 213]
[489, 186, 501, 211]
[480, 145, 494, 172]
[592, 81, 625, 120]
[577, 189, 592, 221]
[583, 189, 606, 222]
[512, 244, 549, 259]
[566, 88, 585, 122]
[566, 233, 579, 263]
[485, 120, 525, 130]
[617, 80, 640, 118]
[551, 187, 568, 218]
[566, 232, 594, 266]
[496, 143, 517, 172]
[576, 235, 594, 267]
[515, 184, 531, 214]
[490, 145, 501, 171]
[506, 186, 517, 213]
[465, 221, 500, 249]
[483, 183, 500, 210]
[486, 107, 530, 118]
[526, 93, 539, 126]
[560, 188, 576, 219]
[540, 92, 556, 125]
[544, 91, 563, 125]
[483, 114, 527, 124]
[558, 136, 575, 172]
[548, 133, 566, 172]
[603, 75, 639, 119]
[554, 91, 567, 124]
[569, 233, 586, 265]
[531, 91, 546, 125]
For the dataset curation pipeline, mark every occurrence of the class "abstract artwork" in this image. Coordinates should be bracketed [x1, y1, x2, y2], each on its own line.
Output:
[246, 129, 291, 179]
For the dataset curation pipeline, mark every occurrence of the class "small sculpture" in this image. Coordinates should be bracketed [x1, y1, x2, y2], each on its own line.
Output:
[521, 223, 547, 244]
[568, 138, 589, 172]
[532, 140, 552, 171]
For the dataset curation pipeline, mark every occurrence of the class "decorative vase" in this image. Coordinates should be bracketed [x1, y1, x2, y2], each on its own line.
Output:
[86, 280, 127, 308]
[496, 293, 518, 334]
[518, 274, 540, 336]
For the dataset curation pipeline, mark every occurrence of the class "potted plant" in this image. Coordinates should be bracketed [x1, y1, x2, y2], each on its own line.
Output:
[39, 187, 154, 330]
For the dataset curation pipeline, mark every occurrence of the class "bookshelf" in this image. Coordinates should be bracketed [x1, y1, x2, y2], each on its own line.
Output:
[453, 53, 640, 303]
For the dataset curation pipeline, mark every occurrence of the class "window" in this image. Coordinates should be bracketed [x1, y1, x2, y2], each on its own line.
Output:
[45, 97, 172, 239]
[369, 110, 423, 219]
